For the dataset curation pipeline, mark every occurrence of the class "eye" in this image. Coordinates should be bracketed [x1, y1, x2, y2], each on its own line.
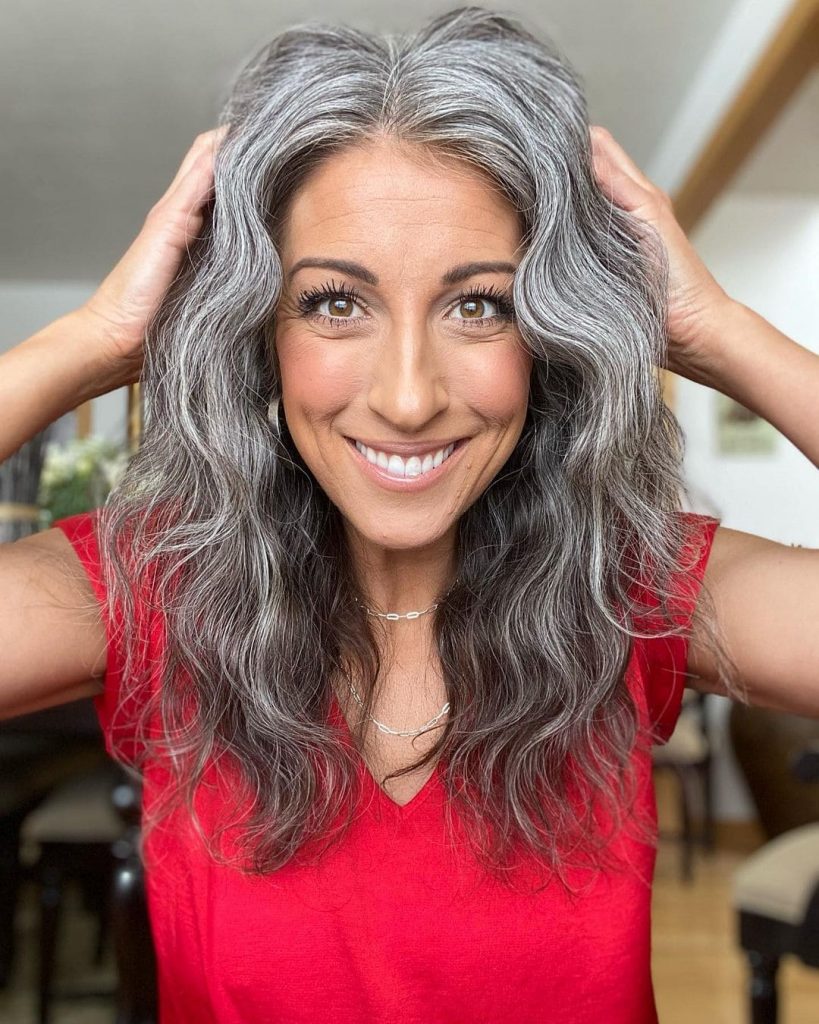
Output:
[295, 279, 367, 326]
[450, 295, 501, 320]
[448, 286, 516, 326]
[313, 293, 364, 319]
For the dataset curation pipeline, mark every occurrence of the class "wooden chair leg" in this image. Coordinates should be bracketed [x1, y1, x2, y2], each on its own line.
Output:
[111, 829, 158, 1024]
[0, 814, 25, 988]
[698, 758, 716, 853]
[747, 950, 780, 1024]
[675, 765, 695, 883]
[81, 869, 111, 965]
[38, 861, 64, 1024]
[92, 889, 110, 966]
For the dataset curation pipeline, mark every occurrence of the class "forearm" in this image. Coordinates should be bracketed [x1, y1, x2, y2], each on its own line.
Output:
[697, 300, 819, 469]
[0, 312, 118, 464]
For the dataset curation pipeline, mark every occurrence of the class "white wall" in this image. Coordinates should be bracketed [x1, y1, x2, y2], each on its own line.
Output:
[678, 192, 819, 819]
[0, 281, 128, 446]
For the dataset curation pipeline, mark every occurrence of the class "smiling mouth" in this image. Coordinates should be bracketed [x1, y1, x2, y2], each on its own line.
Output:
[348, 440, 456, 479]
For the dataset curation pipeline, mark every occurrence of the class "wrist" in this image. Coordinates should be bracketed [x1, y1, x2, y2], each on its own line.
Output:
[0, 312, 124, 463]
[681, 297, 755, 393]
[62, 307, 137, 398]
[692, 298, 810, 409]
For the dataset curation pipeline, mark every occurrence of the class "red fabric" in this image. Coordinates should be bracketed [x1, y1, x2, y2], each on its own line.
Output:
[53, 509, 718, 1024]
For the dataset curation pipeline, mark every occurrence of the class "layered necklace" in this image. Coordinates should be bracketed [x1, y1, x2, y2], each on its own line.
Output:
[346, 590, 451, 738]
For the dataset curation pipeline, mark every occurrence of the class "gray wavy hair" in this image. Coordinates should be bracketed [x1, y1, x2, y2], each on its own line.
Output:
[97, 4, 738, 890]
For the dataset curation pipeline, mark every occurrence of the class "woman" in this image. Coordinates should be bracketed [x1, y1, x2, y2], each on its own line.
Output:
[1, 7, 817, 1022]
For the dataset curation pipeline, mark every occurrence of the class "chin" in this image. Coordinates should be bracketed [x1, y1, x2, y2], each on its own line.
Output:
[342, 513, 455, 552]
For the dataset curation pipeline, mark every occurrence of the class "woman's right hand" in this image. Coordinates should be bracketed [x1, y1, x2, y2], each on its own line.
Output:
[78, 125, 229, 388]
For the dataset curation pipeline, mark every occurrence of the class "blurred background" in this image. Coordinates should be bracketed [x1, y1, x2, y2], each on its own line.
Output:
[0, 1, 817, 1021]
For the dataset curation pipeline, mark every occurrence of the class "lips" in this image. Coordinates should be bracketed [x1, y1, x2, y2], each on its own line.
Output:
[350, 436, 454, 475]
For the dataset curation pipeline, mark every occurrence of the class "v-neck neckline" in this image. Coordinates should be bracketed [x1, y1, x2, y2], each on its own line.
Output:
[329, 692, 441, 819]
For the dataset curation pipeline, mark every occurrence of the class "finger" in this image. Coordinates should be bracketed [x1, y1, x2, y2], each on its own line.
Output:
[157, 126, 229, 204]
[167, 127, 227, 191]
[590, 126, 656, 192]
[165, 145, 219, 217]
[146, 151, 218, 242]
[589, 130, 656, 214]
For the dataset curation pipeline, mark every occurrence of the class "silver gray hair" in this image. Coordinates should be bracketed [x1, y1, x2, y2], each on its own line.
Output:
[97, 5, 739, 891]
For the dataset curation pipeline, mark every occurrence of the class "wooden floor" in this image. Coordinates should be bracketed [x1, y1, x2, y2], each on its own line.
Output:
[652, 774, 819, 1024]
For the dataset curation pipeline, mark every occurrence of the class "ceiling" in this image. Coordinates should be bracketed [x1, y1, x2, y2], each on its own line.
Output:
[1, 0, 810, 283]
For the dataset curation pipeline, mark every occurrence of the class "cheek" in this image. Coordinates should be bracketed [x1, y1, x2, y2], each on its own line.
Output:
[277, 338, 359, 417]
[452, 345, 532, 420]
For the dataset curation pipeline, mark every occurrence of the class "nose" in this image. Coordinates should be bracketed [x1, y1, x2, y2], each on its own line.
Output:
[366, 320, 449, 432]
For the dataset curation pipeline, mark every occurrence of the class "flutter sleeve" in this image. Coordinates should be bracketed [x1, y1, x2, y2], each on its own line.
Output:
[630, 511, 721, 744]
[52, 508, 153, 766]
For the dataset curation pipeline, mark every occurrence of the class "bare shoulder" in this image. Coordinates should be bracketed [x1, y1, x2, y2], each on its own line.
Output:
[688, 524, 819, 714]
[0, 527, 106, 720]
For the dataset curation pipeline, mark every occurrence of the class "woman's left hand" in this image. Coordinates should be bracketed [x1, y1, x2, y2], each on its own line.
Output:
[589, 125, 732, 383]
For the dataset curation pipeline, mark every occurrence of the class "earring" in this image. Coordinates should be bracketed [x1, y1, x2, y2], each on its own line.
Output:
[267, 394, 282, 433]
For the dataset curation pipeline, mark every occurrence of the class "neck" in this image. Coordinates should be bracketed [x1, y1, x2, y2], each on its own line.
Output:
[344, 520, 458, 615]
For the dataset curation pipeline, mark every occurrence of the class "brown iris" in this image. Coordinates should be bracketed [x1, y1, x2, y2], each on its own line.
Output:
[330, 297, 355, 317]
[459, 298, 486, 318]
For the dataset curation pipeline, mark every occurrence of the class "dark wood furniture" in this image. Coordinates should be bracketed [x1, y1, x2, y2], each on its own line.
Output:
[734, 740, 819, 1024]
[1, 699, 158, 1023]
[0, 700, 105, 987]
[652, 690, 716, 882]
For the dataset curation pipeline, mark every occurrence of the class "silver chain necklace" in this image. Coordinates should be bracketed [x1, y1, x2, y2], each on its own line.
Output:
[344, 678, 450, 738]
[354, 598, 438, 618]
[348, 593, 451, 738]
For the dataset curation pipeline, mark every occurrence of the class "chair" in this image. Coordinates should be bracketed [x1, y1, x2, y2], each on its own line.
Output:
[0, 702, 108, 988]
[107, 769, 158, 1024]
[652, 689, 715, 882]
[733, 741, 819, 1023]
[23, 764, 159, 1024]
[20, 760, 127, 1023]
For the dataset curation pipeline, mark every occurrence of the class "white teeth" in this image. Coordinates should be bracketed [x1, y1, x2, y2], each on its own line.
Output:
[354, 440, 457, 478]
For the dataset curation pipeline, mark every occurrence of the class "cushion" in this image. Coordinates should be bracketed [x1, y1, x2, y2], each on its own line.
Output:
[733, 823, 819, 925]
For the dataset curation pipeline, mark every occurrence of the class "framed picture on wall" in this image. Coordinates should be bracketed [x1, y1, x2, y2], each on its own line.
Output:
[715, 393, 778, 456]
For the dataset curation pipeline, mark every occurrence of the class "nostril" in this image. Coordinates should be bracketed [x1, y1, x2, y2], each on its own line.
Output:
[368, 376, 450, 428]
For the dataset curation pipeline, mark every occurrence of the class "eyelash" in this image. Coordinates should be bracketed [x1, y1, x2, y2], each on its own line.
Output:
[294, 278, 516, 331]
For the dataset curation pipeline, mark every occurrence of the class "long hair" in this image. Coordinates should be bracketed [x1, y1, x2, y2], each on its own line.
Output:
[96, 5, 738, 891]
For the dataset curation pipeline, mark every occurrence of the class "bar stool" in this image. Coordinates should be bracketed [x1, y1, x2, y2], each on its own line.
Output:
[733, 743, 819, 1023]
[652, 689, 715, 882]
[20, 760, 127, 1024]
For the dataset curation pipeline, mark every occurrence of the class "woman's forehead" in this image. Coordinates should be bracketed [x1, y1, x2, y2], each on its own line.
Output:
[279, 139, 522, 266]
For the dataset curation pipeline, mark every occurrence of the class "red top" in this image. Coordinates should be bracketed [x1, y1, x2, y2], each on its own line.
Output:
[53, 509, 719, 1024]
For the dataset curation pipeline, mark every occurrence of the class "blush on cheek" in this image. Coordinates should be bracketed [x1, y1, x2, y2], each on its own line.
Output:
[454, 350, 531, 421]
[280, 345, 360, 413]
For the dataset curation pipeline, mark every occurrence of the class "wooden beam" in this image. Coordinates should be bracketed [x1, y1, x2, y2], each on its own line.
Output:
[127, 381, 142, 453]
[75, 399, 92, 439]
[663, 0, 819, 408]
[672, 0, 819, 233]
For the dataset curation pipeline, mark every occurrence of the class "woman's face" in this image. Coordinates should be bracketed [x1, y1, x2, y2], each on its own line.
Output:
[274, 138, 532, 553]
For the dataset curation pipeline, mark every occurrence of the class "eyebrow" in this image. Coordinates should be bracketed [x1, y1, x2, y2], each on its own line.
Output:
[439, 260, 518, 285]
[286, 257, 518, 286]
